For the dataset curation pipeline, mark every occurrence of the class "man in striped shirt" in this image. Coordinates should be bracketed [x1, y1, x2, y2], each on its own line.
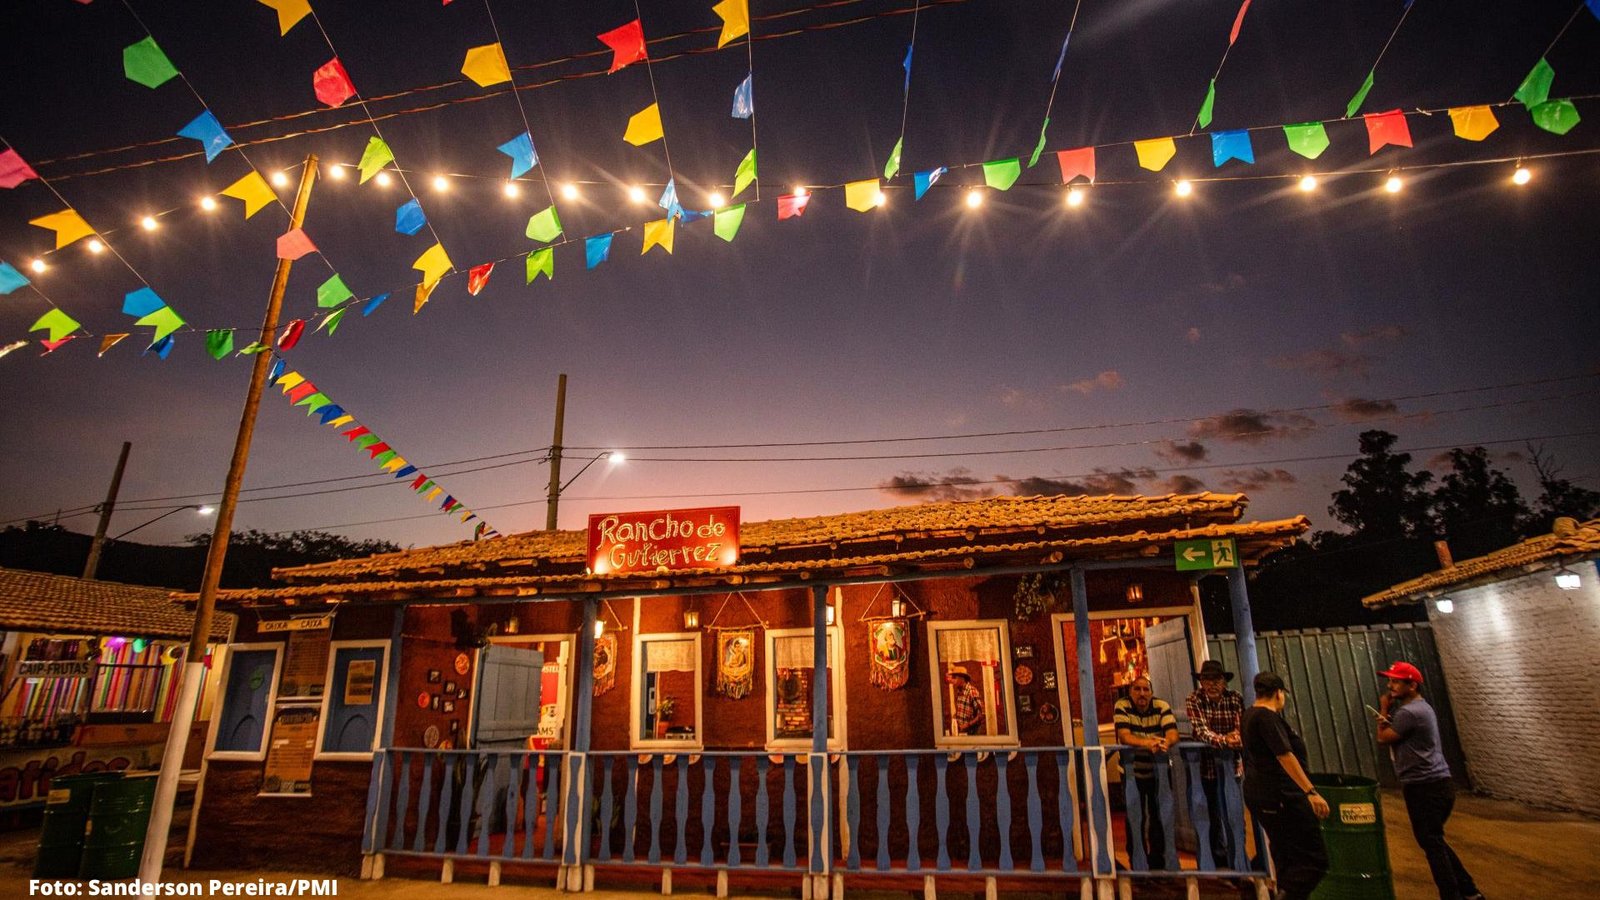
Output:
[1114, 675, 1180, 870]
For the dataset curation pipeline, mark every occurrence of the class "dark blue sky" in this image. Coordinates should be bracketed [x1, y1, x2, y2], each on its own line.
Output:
[2, 0, 1597, 549]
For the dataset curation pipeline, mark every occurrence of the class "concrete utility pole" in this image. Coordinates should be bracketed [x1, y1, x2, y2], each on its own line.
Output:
[138, 154, 319, 884]
[81, 441, 131, 580]
[544, 373, 567, 530]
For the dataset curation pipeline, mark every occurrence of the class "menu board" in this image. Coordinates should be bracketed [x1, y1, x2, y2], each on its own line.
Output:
[279, 627, 331, 698]
[261, 705, 320, 797]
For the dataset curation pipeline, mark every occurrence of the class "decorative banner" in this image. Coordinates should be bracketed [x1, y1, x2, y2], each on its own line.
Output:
[525, 247, 553, 282]
[1197, 79, 1216, 130]
[41, 336, 76, 355]
[1531, 99, 1579, 135]
[177, 111, 234, 163]
[461, 42, 512, 88]
[222, 171, 275, 217]
[870, 619, 911, 690]
[593, 633, 617, 698]
[123, 37, 178, 88]
[28, 210, 94, 249]
[1448, 105, 1499, 141]
[713, 204, 745, 242]
[525, 206, 562, 242]
[776, 192, 808, 220]
[97, 334, 129, 357]
[313, 57, 357, 108]
[0, 262, 29, 294]
[258, 0, 312, 36]
[361, 293, 390, 316]
[318, 308, 347, 336]
[623, 103, 664, 145]
[598, 19, 647, 73]
[1056, 147, 1095, 183]
[277, 319, 306, 350]
[0, 149, 38, 189]
[357, 137, 393, 183]
[29, 309, 80, 343]
[497, 132, 537, 178]
[717, 628, 756, 700]
[206, 329, 234, 359]
[658, 178, 681, 218]
[844, 179, 881, 212]
[884, 137, 903, 180]
[983, 158, 1022, 190]
[585, 234, 613, 269]
[1211, 129, 1254, 166]
[394, 199, 426, 236]
[712, 0, 750, 48]
[1514, 58, 1554, 111]
[1283, 121, 1330, 159]
[586, 506, 740, 575]
[414, 281, 436, 313]
[1229, 0, 1252, 44]
[276, 228, 316, 260]
[1346, 69, 1375, 119]
[317, 274, 353, 308]
[467, 262, 494, 294]
[733, 148, 757, 197]
[1133, 137, 1177, 172]
[913, 166, 946, 200]
[412, 242, 452, 286]
[731, 74, 753, 119]
[1028, 118, 1049, 168]
[641, 217, 674, 254]
[1364, 109, 1413, 153]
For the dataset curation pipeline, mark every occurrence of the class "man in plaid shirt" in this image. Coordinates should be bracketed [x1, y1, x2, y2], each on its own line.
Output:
[950, 671, 985, 735]
[1186, 660, 1244, 867]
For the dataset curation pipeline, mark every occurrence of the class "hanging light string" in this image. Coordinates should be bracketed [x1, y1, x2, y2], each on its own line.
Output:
[479, 0, 558, 208]
[632, 0, 679, 190]
[1188, 0, 1250, 135]
[1512, 0, 1589, 103]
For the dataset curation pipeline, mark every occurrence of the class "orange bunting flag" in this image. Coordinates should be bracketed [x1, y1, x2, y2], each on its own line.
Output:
[598, 19, 647, 73]
[467, 263, 494, 295]
[1447, 105, 1499, 142]
[414, 280, 437, 314]
[1133, 137, 1177, 172]
[641, 218, 675, 255]
[28, 210, 95, 249]
[257, 0, 312, 35]
[461, 43, 512, 88]
[623, 103, 664, 145]
[1056, 147, 1095, 183]
[1229, 0, 1252, 45]
[98, 334, 129, 357]
[313, 57, 356, 108]
[1364, 109, 1412, 154]
[276, 228, 316, 259]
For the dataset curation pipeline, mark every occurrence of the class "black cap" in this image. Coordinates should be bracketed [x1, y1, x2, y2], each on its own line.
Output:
[1254, 671, 1288, 696]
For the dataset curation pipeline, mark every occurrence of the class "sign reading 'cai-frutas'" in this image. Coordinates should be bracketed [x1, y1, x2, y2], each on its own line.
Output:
[587, 507, 741, 575]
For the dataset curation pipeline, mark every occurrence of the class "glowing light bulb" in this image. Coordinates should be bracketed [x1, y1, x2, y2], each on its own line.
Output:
[374, 171, 393, 187]
[1384, 175, 1403, 194]
[432, 175, 450, 192]
[594, 620, 606, 639]
[561, 183, 580, 200]
[140, 216, 159, 231]
[627, 185, 648, 203]
[794, 186, 809, 198]
[708, 191, 726, 208]
[1065, 187, 1085, 207]
[270, 171, 290, 188]
[1512, 166, 1532, 185]
[326, 165, 345, 180]
[965, 189, 983, 208]
[503, 181, 521, 198]
[874, 190, 888, 207]
[1174, 180, 1194, 197]
[200, 196, 219, 211]
[30, 259, 46, 273]
[1298, 175, 1319, 192]
[87, 239, 105, 254]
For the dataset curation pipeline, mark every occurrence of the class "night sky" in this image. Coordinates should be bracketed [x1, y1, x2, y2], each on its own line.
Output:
[1, 0, 1597, 550]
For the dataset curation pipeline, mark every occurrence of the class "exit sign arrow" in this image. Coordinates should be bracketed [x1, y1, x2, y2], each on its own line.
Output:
[1174, 538, 1239, 571]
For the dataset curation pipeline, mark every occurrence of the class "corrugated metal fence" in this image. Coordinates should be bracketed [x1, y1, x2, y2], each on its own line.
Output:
[1207, 624, 1467, 788]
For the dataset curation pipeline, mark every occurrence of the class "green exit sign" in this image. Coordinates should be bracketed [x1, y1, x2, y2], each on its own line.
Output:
[1175, 538, 1239, 571]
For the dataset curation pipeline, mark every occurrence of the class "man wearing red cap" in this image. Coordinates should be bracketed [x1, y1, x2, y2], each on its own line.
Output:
[1375, 661, 1482, 900]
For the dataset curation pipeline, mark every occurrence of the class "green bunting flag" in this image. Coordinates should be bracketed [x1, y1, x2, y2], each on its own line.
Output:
[1514, 58, 1555, 111]
[205, 329, 234, 360]
[1531, 99, 1580, 135]
[713, 204, 746, 242]
[1345, 69, 1375, 118]
[1028, 118, 1050, 168]
[525, 206, 562, 242]
[1198, 80, 1216, 129]
[29, 308, 81, 342]
[318, 308, 348, 336]
[123, 37, 178, 88]
[884, 137, 903, 180]
[982, 158, 1022, 191]
[1283, 122, 1330, 159]
[526, 247, 554, 282]
[357, 137, 394, 183]
[316, 274, 353, 308]
[733, 149, 757, 198]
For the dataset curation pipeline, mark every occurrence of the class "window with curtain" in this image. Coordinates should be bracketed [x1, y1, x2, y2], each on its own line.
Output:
[927, 621, 1017, 748]
[766, 627, 843, 748]
[633, 634, 701, 748]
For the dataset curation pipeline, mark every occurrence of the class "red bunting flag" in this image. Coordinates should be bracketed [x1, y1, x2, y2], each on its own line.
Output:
[285, 381, 318, 403]
[1229, 0, 1252, 45]
[0, 149, 39, 189]
[467, 262, 494, 296]
[411, 473, 429, 490]
[598, 20, 647, 73]
[343, 425, 371, 441]
[313, 57, 356, 108]
[278, 318, 307, 349]
[365, 442, 392, 458]
[1364, 109, 1413, 154]
[41, 336, 76, 354]
[777, 193, 810, 220]
[276, 228, 316, 260]
[1056, 147, 1095, 183]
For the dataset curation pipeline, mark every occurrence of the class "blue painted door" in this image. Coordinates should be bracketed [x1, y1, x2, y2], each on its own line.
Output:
[216, 648, 276, 752]
[474, 644, 544, 747]
[321, 645, 386, 753]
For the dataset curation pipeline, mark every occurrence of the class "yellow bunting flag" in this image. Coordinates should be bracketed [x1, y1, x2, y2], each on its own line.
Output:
[257, 0, 311, 35]
[641, 218, 675, 255]
[275, 371, 306, 392]
[426, 487, 444, 503]
[414, 280, 437, 314]
[1447, 105, 1499, 142]
[412, 243, 452, 287]
[326, 415, 354, 429]
[844, 179, 882, 212]
[382, 455, 408, 473]
[712, 0, 749, 48]
[1133, 137, 1178, 172]
[221, 171, 275, 218]
[98, 334, 129, 357]
[461, 43, 512, 88]
[623, 103, 664, 146]
[28, 210, 94, 249]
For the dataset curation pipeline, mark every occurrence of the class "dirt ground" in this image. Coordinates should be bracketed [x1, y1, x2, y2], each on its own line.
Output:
[1, 789, 1593, 898]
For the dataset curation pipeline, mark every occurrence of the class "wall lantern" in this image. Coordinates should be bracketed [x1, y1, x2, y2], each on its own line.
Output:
[1434, 599, 1455, 614]
[683, 609, 700, 629]
[594, 620, 606, 639]
[1555, 568, 1582, 590]
[890, 598, 905, 618]
[1125, 583, 1144, 603]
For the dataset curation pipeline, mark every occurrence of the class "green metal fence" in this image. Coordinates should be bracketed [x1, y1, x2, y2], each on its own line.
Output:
[1207, 624, 1466, 788]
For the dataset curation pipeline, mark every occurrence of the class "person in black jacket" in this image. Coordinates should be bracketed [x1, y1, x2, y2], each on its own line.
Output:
[1240, 671, 1329, 900]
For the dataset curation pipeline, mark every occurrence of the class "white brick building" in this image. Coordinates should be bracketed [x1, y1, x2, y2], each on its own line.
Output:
[1365, 519, 1600, 816]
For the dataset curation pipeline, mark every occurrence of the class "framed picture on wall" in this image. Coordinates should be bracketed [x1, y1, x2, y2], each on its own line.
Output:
[1041, 670, 1058, 691]
[1018, 694, 1035, 715]
[1014, 644, 1035, 659]
[427, 669, 442, 684]
[444, 680, 457, 694]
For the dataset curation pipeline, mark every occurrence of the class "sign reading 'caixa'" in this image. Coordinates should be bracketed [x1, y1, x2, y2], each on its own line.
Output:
[587, 507, 740, 575]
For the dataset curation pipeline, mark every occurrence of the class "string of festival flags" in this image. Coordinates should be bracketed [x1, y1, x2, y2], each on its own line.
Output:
[1, 0, 1595, 362]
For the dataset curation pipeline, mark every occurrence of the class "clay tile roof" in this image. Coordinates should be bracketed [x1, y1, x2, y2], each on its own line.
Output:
[0, 567, 235, 640]
[276, 492, 1250, 584]
[1363, 518, 1600, 608]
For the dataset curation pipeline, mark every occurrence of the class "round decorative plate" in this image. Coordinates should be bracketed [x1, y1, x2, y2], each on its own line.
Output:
[1038, 702, 1060, 724]
[1014, 664, 1034, 686]
[423, 725, 441, 748]
[453, 652, 471, 675]
[417, 691, 431, 709]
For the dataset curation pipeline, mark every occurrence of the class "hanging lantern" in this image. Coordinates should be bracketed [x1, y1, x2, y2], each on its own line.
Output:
[1125, 583, 1144, 603]
[683, 609, 700, 629]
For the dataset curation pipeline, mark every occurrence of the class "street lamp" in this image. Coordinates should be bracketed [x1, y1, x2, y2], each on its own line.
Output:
[546, 450, 623, 530]
[83, 505, 215, 580]
[111, 504, 215, 541]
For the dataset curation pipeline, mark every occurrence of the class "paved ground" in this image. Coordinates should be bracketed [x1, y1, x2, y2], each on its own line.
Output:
[0, 790, 1593, 897]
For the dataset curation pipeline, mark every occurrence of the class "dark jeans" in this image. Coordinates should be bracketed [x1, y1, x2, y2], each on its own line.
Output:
[1403, 779, 1479, 900]
[1245, 785, 1328, 900]
[1125, 775, 1168, 870]
[1200, 774, 1234, 867]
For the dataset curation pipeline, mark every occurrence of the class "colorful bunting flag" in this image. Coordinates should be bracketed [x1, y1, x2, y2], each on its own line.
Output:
[221, 171, 275, 217]
[1448, 106, 1499, 142]
[731, 74, 753, 119]
[1531, 99, 1580, 135]
[0, 149, 40, 189]
[525, 206, 562, 242]
[913, 167, 946, 200]
[135, 306, 185, 342]
[317, 274, 353, 308]
[97, 334, 129, 357]
[713, 205, 745, 242]
[712, 0, 749, 47]
[624, 103, 664, 145]
[357, 137, 394, 183]
[982, 158, 1022, 191]
[733, 148, 757, 198]
[1345, 70, 1375, 119]
[1364, 109, 1412, 153]
[1282, 122, 1330, 159]
[257, 0, 312, 35]
[1133, 137, 1177, 172]
[1514, 58, 1554, 111]
[394, 198, 426, 236]
[29, 210, 95, 249]
[29, 309, 80, 342]
[467, 262, 495, 294]
[598, 20, 647, 73]
[1229, 0, 1252, 44]
[1210, 130, 1254, 166]
[461, 42, 513, 88]
[237, 342, 270, 355]
[206, 329, 234, 359]
[497, 132, 537, 178]
[1028, 118, 1050, 168]
[658, 179, 683, 218]
[412, 243, 452, 287]
[884, 137, 903, 180]
[845, 179, 882, 212]
[585, 234, 613, 269]
[1056, 148, 1095, 183]
[362, 293, 390, 316]
[268, 358, 286, 382]
[313, 57, 356, 108]
[902, 44, 913, 95]
[278, 319, 306, 350]
[177, 111, 234, 163]
[1198, 80, 1216, 130]
[0, 341, 24, 361]
[145, 337, 174, 359]
[414, 281, 437, 314]
[122, 287, 165, 318]
[123, 37, 178, 88]
[40, 336, 76, 355]
[525, 247, 554, 282]
[0, 262, 29, 295]
[776, 193, 809, 220]
[276, 228, 316, 260]
[642, 218, 675, 254]
[318, 308, 347, 336]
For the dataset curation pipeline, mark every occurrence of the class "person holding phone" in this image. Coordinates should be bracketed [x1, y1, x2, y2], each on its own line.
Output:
[1241, 671, 1328, 900]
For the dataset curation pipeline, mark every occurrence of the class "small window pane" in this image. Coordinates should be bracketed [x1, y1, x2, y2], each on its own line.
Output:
[935, 627, 1010, 739]
[640, 639, 698, 743]
[772, 634, 834, 740]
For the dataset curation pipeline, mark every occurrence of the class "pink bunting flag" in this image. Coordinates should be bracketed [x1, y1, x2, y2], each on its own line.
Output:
[467, 262, 494, 296]
[0, 149, 39, 189]
[1229, 0, 1252, 45]
[1056, 147, 1095, 183]
[598, 20, 647, 73]
[276, 228, 316, 259]
[278, 318, 307, 349]
[777, 193, 810, 220]
[1364, 109, 1413, 154]
[313, 57, 356, 108]
[41, 336, 76, 354]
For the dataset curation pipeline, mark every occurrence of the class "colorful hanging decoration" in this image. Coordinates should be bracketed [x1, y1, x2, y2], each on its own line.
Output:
[357, 137, 394, 183]
[585, 234, 613, 269]
[205, 329, 234, 359]
[525, 206, 562, 242]
[712, 0, 749, 48]
[982, 158, 1022, 191]
[461, 43, 512, 88]
[1448, 105, 1499, 141]
[276, 228, 316, 260]
[317, 274, 353, 308]
[0, 262, 29, 294]
[598, 19, 647, 73]
[717, 628, 756, 700]
[28, 210, 94, 249]
[313, 57, 357, 108]
[731, 74, 753, 119]
[257, 0, 312, 36]
[467, 262, 494, 294]
[525, 247, 553, 282]
[870, 619, 911, 690]
[0, 149, 38, 189]
[913, 167, 946, 200]
[733, 148, 757, 198]
[1282, 122, 1330, 159]
[176, 111, 234, 163]
[122, 287, 185, 344]
[844, 179, 881, 212]
[712, 205, 745, 242]
[776, 192, 808, 220]
[123, 37, 178, 89]
[97, 334, 129, 357]
[412, 242, 452, 287]
[29, 309, 81, 343]
[1211, 129, 1254, 166]
[1364, 109, 1412, 153]
[1056, 148, 1095, 183]
[623, 103, 664, 145]
[884, 137, 903, 180]
[1133, 137, 1177, 172]
[1530, 99, 1580, 135]
[394, 199, 426, 236]
[593, 633, 617, 697]
[641, 218, 674, 254]
[221, 171, 275, 217]
[497, 132, 536, 178]
[1345, 69, 1375, 119]
[277, 319, 306, 350]
[1514, 58, 1554, 111]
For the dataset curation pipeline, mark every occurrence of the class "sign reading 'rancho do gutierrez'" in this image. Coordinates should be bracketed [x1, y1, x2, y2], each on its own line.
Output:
[587, 506, 740, 575]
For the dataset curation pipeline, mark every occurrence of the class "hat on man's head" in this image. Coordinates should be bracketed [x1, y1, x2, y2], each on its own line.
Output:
[1377, 661, 1423, 684]
[1193, 659, 1233, 682]
[1254, 671, 1288, 696]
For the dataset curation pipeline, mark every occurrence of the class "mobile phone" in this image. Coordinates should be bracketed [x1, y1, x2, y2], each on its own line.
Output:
[1363, 704, 1382, 717]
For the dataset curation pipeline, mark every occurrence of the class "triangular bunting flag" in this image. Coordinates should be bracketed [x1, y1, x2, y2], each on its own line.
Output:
[585, 234, 614, 269]
[731, 74, 753, 119]
[1028, 118, 1050, 168]
[0, 262, 30, 295]
[257, 0, 312, 35]
[362, 293, 390, 316]
[29, 308, 81, 342]
[135, 306, 185, 342]
[1198, 80, 1216, 129]
[624, 103, 664, 145]
[28, 210, 95, 249]
[123, 37, 178, 88]
[1345, 69, 1375, 119]
[525, 205, 562, 242]
[145, 336, 174, 359]
[461, 42, 512, 88]
[0, 149, 39, 189]
[642, 218, 675, 254]
[317, 274, 353, 308]
[277, 319, 306, 350]
[733, 148, 757, 197]
[122, 287, 165, 318]
[358, 137, 394, 183]
[1514, 58, 1554, 111]
[412, 243, 452, 286]
[222, 171, 275, 217]
[598, 20, 647, 73]
[884, 137, 903, 180]
[98, 334, 129, 357]
[40, 336, 76, 355]
[913, 167, 946, 200]
[276, 228, 316, 260]
[318, 308, 347, 336]
[414, 280, 437, 313]
[712, 0, 749, 47]
[467, 263, 495, 295]
[497, 132, 537, 178]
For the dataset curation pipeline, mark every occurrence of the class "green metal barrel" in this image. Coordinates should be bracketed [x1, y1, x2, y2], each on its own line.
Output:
[1309, 773, 1396, 900]
[79, 773, 158, 880]
[34, 771, 124, 878]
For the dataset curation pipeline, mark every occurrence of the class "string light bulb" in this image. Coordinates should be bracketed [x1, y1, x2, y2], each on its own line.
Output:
[965, 188, 983, 208]
[874, 190, 888, 207]
[87, 239, 105, 254]
[374, 171, 393, 187]
[627, 185, 648, 203]
[503, 181, 521, 198]
[326, 164, 345, 180]
[140, 216, 159, 231]
[561, 183, 580, 200]
[1174, 179, 1194, 197]
[29, 259, 46, 273]
[1065, 187, 1085, 207]
[432, 175, 450, 192]
[794, 186, 809, 198]
[200, 196, 218, 211]
[1384, 175, 1403, 194]
[708, 191, 726, 208]
[1298, 175, 1319, 192]
[270, 171, 290, 188]
[1512, 166, 1532, 185]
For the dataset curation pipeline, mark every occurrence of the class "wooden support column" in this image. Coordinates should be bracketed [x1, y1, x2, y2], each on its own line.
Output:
[562, 597, 600, 892]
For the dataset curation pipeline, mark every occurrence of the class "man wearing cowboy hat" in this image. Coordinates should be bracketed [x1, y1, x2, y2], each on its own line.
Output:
[1186, 659, 1245, 868]
[1376, 661, 1482, 900]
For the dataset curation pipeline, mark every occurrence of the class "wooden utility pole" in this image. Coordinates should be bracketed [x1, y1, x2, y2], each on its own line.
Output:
[544, 373, 567, 530]
[138, 154, 319, 884]
[81, 441, 131, 580]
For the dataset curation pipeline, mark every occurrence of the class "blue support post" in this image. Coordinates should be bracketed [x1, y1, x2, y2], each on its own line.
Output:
[1069, 567, 1099, 741]
[1227, 568, 1261, 703]
[809, 585, 832, 884]
[563, 597, 598, 886]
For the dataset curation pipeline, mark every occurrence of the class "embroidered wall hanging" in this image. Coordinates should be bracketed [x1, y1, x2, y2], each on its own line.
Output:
[717, 628, 756, 699]
[593, 632, 617, 697]
[869, 618, 911, 690]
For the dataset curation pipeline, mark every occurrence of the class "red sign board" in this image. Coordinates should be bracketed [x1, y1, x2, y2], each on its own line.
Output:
[587, 507, 741, 575]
